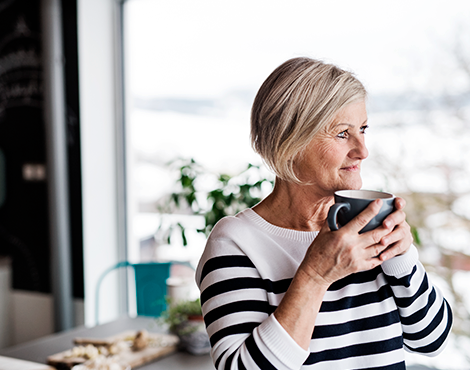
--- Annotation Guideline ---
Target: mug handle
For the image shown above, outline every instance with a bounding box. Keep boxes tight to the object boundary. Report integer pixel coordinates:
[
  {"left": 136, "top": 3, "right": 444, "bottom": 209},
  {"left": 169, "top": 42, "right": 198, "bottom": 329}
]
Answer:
[{"left": 327, "top": 202, "right": 351, "bottom": 231}]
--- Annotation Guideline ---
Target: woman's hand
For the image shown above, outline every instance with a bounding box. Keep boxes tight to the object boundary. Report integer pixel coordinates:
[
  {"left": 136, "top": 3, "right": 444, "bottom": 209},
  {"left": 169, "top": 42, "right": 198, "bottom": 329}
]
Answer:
[
  {"left": 377, "top": 197, "right": 412, "bottom": 261},
  {"left": 300, "top": 199, "right": 408, "bottom": 286},
  {"left": 275, "top": 197, "right": 414, "bottom": 350}
]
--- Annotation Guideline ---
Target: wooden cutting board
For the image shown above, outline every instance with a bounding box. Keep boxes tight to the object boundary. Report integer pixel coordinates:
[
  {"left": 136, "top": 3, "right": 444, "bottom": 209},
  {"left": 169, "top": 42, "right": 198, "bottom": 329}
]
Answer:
[{"left": 47, "top": 331, "right": 179, "bottom": 369}]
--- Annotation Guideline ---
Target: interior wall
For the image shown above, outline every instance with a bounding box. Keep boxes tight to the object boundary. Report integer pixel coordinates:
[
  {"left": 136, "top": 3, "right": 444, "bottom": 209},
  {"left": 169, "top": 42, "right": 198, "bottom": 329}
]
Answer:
[
  {"left": 0, "top": 258, "right": 11, "bottom": 348},
  {"left": 77, "top": 0, "right": 126, "bottom": 326},
  {"left": 0, "top": 259, "right": 84, "bottom": 348},
  {"left": 10, "top": 291, "right": 84, "bottom": 345}
]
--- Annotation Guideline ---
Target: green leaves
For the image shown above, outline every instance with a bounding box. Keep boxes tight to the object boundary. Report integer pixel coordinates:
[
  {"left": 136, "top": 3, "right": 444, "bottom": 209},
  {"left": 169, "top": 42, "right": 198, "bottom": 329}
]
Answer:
[
  {"left": 160, "top": 298, "right": 202, "bottom": 333},
  {"left": 169, "top": 158, "right": 202, "bottom": 213},
  {"left": 200, "top": 162, "right": 273, "bottom": 236},
  {"left": 410, "top": 225, "right": 421, "bottom": 246},
  {"left": 161, "top": 158, "right": 273, "bottom": 243}
]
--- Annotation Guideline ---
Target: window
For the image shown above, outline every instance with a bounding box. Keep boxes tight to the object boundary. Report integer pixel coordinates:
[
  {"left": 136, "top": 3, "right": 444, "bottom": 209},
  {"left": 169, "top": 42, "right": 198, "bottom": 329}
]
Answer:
[{"left": 123, "top": 2, "right": 470, "bottom": 366}]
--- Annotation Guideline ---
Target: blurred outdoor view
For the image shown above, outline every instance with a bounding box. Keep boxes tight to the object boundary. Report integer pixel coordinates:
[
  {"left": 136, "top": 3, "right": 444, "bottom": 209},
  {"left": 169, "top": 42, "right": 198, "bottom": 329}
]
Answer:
[{"left": 123, "top": 0, "right": 470, "bottom": 367}]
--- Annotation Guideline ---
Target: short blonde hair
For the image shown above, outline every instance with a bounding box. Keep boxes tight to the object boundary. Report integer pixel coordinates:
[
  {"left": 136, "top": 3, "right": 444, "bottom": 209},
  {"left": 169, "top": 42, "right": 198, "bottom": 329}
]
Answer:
[{"left": 250, "top": 57, "right": 367, "bottom": 183}]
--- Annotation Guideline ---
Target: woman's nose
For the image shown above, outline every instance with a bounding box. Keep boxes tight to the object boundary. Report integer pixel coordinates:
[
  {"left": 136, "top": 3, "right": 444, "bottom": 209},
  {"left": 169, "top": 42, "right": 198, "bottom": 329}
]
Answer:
[{"left": 349, "top": 136, "right": 369, "bottom": 160}]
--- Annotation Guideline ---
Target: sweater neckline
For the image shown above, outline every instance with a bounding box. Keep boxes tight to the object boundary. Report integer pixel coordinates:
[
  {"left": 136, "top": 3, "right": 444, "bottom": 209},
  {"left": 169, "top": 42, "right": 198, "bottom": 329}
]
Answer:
[{"left": 240, "top": 208, "right": 319, "bottom": 242}]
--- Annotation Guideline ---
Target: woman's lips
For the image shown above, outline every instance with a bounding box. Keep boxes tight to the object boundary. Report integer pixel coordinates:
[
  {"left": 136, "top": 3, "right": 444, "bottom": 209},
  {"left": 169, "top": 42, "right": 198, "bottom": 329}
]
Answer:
[{"left": 341, "top": 164, "right": 360, "bottom": 172}]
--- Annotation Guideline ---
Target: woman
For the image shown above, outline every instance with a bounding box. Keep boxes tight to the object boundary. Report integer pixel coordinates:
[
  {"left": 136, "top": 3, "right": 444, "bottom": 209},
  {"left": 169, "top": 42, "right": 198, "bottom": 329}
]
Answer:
[{"left": 195, "top": 57, "right": 452, "bottom": 369}]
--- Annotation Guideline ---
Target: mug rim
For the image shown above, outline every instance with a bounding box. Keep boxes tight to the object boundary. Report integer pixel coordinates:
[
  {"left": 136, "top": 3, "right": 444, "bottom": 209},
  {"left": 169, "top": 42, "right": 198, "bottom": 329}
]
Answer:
[{"left": 335, "top": 189, "right": 395, "bottom": 200}]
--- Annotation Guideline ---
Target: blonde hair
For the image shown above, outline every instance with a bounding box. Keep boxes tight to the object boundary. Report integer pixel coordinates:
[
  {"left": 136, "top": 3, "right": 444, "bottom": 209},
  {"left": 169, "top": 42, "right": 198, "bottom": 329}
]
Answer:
[{"left": 250, "top": 57, "right": 367, "bottom": 183}]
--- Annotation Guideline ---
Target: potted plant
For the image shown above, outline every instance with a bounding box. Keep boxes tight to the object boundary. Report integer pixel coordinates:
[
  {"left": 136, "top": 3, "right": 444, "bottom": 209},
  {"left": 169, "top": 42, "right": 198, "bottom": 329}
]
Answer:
[
  {"left": 160, "top": 298, "right": 211, "bottom": 355},
  {"left": 157, "top": 158, "right": 274, "bottom": 245}
]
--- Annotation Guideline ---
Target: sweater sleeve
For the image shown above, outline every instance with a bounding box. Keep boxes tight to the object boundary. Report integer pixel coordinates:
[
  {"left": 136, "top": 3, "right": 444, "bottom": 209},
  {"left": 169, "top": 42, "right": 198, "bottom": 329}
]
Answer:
[
  {"left": 196, "top": 236, "right": 309, "bottom": 370},
  {"left": 381, "top": 244, "right": 453, "bottom": 356}
]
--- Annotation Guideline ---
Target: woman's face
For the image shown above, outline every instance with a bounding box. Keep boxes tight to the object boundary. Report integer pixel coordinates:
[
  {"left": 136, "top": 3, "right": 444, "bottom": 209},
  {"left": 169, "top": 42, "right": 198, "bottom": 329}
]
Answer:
[{"left": 294, "top": 100, "right": 369, "bottom": 196}]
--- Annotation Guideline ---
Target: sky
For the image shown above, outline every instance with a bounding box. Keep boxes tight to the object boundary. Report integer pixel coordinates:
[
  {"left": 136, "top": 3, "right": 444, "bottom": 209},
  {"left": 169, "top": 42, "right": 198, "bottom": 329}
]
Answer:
[{"left": 125, "top": 0, "right": 470, "bottom": 99}]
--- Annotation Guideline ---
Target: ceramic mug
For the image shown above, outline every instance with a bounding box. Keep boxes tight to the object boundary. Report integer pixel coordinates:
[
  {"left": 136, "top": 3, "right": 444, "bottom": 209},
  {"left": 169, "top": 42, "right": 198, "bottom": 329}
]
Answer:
[{"left": 327, "top": 190, "right": 396, "bottom": 234}]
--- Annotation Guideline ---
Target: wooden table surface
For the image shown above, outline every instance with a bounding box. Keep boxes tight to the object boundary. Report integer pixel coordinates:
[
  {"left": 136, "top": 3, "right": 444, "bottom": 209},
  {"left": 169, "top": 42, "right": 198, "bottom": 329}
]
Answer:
[{"left": 0, "top": 316, "right": 214, "bottom": 369}]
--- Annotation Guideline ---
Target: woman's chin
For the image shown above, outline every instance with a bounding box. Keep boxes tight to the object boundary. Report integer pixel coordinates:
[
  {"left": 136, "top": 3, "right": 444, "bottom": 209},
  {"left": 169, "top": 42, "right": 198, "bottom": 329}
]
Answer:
[
  {"left": 351, "top": 182, "right": 363, "bottom": 190},
  {"left": 339, "top": 178, "right": 362, "bottom": 191}
]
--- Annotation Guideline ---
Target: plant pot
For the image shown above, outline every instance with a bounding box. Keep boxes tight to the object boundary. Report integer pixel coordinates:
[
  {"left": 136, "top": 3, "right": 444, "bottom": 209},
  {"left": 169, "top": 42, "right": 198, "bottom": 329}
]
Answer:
[{"left": 175, "top": 316, "right": 211, "bottom": 355}]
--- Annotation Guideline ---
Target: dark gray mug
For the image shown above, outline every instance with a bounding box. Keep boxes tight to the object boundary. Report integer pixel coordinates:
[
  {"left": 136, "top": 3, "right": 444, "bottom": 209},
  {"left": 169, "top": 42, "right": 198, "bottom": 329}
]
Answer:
[{"left": 328, "top": 190, "right": 395, "bottom": 234}]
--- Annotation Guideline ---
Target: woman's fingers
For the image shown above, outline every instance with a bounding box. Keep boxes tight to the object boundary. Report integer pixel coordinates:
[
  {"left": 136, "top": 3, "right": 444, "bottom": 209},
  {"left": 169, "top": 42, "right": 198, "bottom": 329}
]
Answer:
[
  {"left": 394, "top": 196, "right": 406, "bottom": 210},
  {"left": 365, "top": 242, "right": 389, "bottom": 260},
  {"left": 380, "top": 219, "right": 408, "bottom": 246},
  {"left": 312, "top": 196, "right": 412, "bottom": 281},
  {"left": 342, "top": 199, "right": 383, "bottom": 234},
  {"left": 379, "top": 222, "right": 412, "bottom": 261},
  {"left": 381, "top": 210, "right": 406, "bottom": 231},
  {"left": 376, "top": 196, "right": 412, "bottom": 260},
  {"left": 382, "top": 200, "right": 406, "bottom": 230},
  {"left": 341, "top": 200, "right": 393, "bottom": 247}
]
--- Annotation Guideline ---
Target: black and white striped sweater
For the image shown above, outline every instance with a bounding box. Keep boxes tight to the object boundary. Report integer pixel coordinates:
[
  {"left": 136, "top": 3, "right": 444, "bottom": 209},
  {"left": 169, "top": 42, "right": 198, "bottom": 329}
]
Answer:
[{"left": 196, "top": 208, "right": 453, "bottom": 370}]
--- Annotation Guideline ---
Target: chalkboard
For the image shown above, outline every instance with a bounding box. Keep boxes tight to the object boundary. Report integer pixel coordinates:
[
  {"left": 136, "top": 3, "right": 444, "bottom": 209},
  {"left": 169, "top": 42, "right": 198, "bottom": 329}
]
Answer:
[
  {"left": 0, "top": 0, "right": 50, "bottom": 292},
  {"left": 0, "top": 0, "right": 85, "bottom": 299}
]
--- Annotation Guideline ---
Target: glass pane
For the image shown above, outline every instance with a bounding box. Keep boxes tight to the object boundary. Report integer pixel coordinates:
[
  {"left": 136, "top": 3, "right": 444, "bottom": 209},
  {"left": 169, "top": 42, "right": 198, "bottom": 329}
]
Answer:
[{"left": 124, "top": 1, "right": 470, "bottom": 365}]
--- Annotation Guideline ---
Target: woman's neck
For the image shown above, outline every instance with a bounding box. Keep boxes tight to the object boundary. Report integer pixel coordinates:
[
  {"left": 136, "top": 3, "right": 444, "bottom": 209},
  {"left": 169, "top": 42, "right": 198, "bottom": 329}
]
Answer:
[{"left": 253, "top": 178, "right": 334, "bottom": 232}]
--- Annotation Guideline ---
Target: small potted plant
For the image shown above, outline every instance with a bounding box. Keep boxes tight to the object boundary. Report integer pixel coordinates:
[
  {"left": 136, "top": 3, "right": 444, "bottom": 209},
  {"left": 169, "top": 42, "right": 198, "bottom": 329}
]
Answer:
[{"left": 160, "top": 298, "right": 211, "bottom": 355}]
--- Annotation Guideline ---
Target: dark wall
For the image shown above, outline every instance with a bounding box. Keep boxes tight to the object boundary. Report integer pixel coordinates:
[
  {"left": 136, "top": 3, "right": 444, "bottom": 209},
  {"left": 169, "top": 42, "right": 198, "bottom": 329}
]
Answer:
[
  {"left": 0, "top": 0, "right": 83, "bottom": 298},
  {"left": 62, "top": 0, "right": 83, "bottom": 300}
]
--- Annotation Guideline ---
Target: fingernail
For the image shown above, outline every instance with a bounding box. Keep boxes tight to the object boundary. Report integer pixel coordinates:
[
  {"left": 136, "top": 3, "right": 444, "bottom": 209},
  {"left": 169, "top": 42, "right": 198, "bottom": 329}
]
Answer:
[{"left": 384, "top": 220, "right": 391, "bottom": 229}]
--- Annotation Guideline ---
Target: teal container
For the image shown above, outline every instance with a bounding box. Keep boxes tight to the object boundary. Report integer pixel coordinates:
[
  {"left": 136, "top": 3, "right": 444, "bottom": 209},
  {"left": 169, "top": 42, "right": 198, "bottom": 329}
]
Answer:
[{"left": 133, "top": 262, "right": 171, "bottom": 317}]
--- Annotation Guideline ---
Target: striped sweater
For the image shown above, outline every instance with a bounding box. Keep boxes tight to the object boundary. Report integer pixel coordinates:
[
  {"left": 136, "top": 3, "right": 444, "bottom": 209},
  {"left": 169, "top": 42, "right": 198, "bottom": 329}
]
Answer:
[{"left": 195, "top": 208, "right": 453, "bottom": 370}]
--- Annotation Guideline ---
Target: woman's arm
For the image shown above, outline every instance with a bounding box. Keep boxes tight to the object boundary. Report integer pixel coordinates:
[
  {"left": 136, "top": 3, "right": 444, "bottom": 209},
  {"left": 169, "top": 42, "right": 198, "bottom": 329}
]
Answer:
[
  {"left": 275, "top": 199, "right": 400, "bottom": 349},
  {"left": 381, "top": 246, "right": 453, "bottom": 356},
  {"left": 374, "top": 197, "right": 453, "bottom": 355},
  {"left": 197, "top": 240, "right": 310, "bottom": 370}
]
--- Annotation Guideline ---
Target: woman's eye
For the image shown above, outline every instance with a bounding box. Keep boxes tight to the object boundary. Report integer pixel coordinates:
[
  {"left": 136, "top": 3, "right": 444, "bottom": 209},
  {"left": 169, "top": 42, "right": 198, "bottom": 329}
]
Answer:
[
  {"left": 337, "top": 130, "right": 348, "bottom": 139},
  {"left": 360, "top": 125, "right": 369, "bottom": 134}
]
